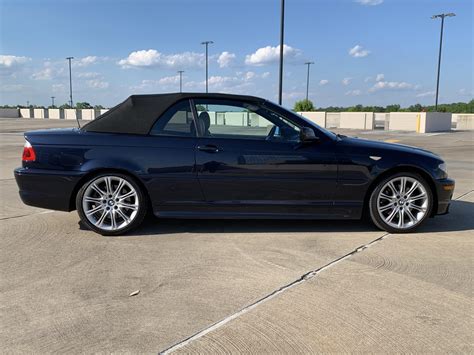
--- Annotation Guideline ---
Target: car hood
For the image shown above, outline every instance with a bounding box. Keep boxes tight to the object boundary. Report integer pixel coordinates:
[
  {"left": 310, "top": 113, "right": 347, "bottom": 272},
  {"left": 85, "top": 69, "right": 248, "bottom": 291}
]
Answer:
[{"left": 340, "top": 135, "right": 441, "bottom": 160}]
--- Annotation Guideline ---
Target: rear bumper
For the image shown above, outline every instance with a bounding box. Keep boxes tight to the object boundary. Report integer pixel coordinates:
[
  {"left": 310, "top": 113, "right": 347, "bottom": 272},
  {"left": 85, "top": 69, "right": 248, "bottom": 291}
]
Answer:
[
  {"left": 14, "top": 168, "right": 85, "bottom": 211},
  {"left": 435, "top": 178, "right": 455, "bottom": 215}
]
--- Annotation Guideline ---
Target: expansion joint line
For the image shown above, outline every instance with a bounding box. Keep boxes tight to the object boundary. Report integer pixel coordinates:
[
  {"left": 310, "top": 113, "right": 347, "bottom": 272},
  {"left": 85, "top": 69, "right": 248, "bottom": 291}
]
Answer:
[
  {"left": 160, "top": 232, "right": 391, "bottom": 354},
  {"left": 454, "top": 189, "right": 473, "bottom": 201}
]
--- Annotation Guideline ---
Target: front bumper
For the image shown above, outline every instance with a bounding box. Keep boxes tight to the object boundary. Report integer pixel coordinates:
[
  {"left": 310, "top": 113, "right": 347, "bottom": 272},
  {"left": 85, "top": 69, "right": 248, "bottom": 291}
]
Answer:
[
  {"left": 434, "top": 178, "right": 455, "bottom": 215},
  {"left": 14, "top": 168, "right": 85, "bottom": 211}
]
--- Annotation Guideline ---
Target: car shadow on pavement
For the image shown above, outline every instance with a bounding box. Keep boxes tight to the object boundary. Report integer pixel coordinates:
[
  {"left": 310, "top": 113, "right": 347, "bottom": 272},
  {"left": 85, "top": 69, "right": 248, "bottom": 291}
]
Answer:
[{"left": 95, "top": 200, "right": 473, "bottom": 237}]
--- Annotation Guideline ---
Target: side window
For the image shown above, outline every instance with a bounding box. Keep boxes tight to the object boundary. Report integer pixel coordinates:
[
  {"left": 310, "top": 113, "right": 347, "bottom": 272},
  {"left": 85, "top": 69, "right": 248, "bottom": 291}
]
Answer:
[
  {"left": 193, "top": 100, "right": 300, "bottom": 142},
  {"left": 150, "top": 100, "right": 195, "bottom": 137}
]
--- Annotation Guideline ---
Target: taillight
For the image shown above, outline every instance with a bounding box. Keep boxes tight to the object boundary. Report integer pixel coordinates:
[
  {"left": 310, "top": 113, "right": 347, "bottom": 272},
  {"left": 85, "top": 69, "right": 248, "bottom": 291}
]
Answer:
[{"left": 22, "top": 140, "right": 36, "bottom": 162}]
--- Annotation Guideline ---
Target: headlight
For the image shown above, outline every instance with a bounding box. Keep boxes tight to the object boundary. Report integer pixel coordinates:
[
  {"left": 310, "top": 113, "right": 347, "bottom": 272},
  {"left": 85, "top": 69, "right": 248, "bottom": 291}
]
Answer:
[{"left": 438, "top": 162, "right": 448, "bottom": 177}]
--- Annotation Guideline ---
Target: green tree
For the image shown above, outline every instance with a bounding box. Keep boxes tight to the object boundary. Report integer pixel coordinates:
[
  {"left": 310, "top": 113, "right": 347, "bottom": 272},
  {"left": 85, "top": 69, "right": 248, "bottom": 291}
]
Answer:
[
  {"left": 293, "top": 99, "right": 315, "bottom": 112},
  {"left": 386, "top": 104, "right": 400, "bottom": 112},
  {"left": 93, "top": 104, "right": 105, "bottom": 110},
  {"left": 76, "top": 102, "right": 93, "bottom": 109},
  {"left": 347, "top": 104, "right": 364, "bottom": 112},
  {"left": 407, "top": 103, "right": 423, "bottom": 112},
  {"left": 59, "top": 103, "right": 72, "bottom": 109}
]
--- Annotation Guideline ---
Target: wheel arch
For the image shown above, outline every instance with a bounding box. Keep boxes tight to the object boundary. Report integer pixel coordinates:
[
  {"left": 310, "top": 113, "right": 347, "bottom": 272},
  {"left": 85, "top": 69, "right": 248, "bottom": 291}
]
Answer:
[
  {"left": 363, "top": 165, "right": 438, "bottom": 218},
  {"left": 69, "top": 168, "right": 150, "bottom": 211}
]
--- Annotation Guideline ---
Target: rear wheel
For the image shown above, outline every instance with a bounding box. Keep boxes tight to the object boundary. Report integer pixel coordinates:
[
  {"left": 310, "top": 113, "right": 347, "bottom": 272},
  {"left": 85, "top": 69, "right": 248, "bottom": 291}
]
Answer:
[
  {"left": 369, "top": 172, "right": 433, "bottom": 233},
  {"left": 76, "top": 173, "right": 147, "bottom": 235}
]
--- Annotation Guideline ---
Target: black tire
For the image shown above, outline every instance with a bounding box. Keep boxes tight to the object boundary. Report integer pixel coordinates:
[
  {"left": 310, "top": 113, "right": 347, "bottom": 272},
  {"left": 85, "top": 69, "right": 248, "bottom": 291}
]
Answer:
[
  {"left": 76, "top": 173, "right": 148, "bottom": 236},
  {"left": 369, "top": 172, "right": 433, "bottom": 233}
]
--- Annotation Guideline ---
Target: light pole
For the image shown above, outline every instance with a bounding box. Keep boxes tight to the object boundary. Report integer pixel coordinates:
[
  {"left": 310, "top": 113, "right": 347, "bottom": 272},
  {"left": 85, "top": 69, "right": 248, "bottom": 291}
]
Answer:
[
  {"left": 51, "top": 96, "right": 55, "bottom": 107},
  {"left": 201, "top": 41, "right": 213, "bottom": 93},
  {"left": 66, "top": 57, "right": 74, "bottom": 107},
  {"left": 431, "top": 13, "right": 455, "bottom": 111},
  {"left": 278, "top": 0, "right": 285, "bottom": 105},
  {"left": 304, "top": 61, "right": 314, "bottom": 101},
  {"left": 177, "top": 70, "right": 184, "bottom": 93}
]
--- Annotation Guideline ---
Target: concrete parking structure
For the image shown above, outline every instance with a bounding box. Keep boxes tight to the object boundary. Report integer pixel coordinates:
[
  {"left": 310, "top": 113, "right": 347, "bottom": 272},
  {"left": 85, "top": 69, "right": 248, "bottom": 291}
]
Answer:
[{"left": 0, "top": 118, "right": 472, "bottom": 353}]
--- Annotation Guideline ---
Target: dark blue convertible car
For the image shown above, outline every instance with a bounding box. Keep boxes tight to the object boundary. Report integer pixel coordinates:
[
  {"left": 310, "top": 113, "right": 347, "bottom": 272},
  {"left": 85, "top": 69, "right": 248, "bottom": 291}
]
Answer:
[{"left": 15, "top": 93, "right": 454, "bottom": 235}]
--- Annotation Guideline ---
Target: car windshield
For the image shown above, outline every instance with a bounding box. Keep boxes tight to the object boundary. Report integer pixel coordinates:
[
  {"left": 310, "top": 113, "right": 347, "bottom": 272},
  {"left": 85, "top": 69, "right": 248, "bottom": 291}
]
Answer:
[{"left": 265, "top": 100, "right": 338, "bottom": 140}]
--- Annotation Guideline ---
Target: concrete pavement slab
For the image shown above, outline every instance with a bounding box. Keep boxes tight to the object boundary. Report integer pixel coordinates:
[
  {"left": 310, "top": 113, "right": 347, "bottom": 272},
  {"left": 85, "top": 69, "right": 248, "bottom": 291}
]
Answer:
[
  {"left": 0, "top": 211, "right": 384, "bottom": 352},
  {"left": 173, "top": 193, "right": 473, "bottom": 354},
  {"left": 1, "top": 119, "right": 472, "bottom": 353}
]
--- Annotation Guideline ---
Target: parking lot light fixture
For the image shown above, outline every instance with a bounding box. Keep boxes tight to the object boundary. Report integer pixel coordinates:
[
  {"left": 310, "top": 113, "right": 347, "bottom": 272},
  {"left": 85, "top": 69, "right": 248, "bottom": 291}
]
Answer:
[
  {"left": 177, "top": 71, "right": 184, "bottom": 93},
  {"left": 201, "top": 41, "right": 213, "bottom": 93},
  {"left": 66, "top": 57, "right": 74, "bottom": 107},
  {"left": 431, "top": 13, "right": 456, "bottom": 111},
  {"left": 278, "top": 0, "right": 285, "bottom": 105},
  {"left": 304, "top": 61, "right": 315, "bottom": 101}
]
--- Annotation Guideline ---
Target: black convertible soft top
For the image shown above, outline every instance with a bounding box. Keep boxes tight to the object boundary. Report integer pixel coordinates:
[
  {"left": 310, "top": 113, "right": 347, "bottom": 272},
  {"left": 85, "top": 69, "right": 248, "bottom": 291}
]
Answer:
[{"left": 82, "top": 93, "right": 264, "bottom": 135}]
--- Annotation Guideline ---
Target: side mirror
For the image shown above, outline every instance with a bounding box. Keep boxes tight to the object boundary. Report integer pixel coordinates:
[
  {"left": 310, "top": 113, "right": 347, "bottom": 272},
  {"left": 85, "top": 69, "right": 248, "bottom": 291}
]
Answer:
[{"left": 300, "top": 127, "right": 320, "bottom": 142}]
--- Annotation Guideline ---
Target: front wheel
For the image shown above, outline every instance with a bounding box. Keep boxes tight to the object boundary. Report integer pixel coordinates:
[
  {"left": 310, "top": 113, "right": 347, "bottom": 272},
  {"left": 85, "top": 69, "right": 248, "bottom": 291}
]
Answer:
[
  {"left": 76, "top": 173, "right": 147, "bottom": 236},
  {"left": 369, "top": 173, "right": 433, "bottom": 233}
]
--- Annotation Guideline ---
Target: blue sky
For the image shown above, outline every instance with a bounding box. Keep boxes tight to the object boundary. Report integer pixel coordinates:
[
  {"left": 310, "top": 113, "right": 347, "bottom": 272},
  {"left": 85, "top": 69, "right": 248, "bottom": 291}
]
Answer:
[{"left": 0, "top": 0, "right": 472, "bottom": 108}]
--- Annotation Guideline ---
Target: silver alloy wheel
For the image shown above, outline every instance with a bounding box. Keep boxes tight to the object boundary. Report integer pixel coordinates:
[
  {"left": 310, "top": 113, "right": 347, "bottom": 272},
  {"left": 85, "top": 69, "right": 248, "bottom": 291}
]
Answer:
[
  {"left": 82, "top": 176, "right": 139, "bottom": 231},
  {"left": 377, "top": 176, "right": 429, "bottom": 229}
]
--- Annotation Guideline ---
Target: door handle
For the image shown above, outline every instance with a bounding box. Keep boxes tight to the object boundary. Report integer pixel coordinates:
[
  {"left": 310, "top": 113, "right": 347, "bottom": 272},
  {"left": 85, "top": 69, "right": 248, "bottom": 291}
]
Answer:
[{"left": 197, "top": 145, "right": 220, "bottom": 153}]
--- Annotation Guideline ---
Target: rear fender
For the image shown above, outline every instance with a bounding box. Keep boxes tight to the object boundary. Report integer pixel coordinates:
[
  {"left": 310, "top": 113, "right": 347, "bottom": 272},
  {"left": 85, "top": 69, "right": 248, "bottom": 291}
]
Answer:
[{"left": 80, "top": 158, "right": 144, "bottom": 175}]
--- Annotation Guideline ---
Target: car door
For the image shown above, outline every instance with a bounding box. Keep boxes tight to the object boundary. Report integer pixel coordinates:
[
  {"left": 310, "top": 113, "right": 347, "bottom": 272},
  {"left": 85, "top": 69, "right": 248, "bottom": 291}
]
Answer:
[
  {"left": 144, "top": 99, "right": 205, "bottom": 213},
  {"left": 192, "top": 98, "right": 338, "bottom": 217}
]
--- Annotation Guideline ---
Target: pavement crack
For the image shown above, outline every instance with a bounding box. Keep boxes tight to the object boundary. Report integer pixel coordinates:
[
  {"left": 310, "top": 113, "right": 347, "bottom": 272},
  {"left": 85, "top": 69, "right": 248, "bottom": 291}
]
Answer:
[
  {"left": 0, "top": 210, "right": 54, "bottom": 221},
  {"left": 160, "top": 231, "right": 391, "bottom": 354}
]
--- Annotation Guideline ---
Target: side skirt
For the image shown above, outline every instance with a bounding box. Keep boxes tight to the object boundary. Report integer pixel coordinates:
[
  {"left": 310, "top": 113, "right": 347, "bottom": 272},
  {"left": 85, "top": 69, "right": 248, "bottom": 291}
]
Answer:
[{"left": 153, "top": 211, "right": 361, "bottom": 220}]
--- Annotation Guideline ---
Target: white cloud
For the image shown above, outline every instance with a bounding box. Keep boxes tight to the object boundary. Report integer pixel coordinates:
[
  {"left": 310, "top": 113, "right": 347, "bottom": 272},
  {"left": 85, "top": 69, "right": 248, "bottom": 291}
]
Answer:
[
  {"left": 118, "top": 49, "right": 204, "bottom": 69},
  {"left": 349, "top": 45, "right": 370, "bottom": 58},
  {"left": 217, "top": 51, "right": 236, "bottom": 68},
  {"left": 87, "top": 79, "right": 109, "bottom": 89},
  {"left": 244, "top": 71, "right": 256, "bottom": 81},
  {"left": 0, "top": 55, "right": 31, "bottom": 68},
  {"left": 158, "top": 75, "right": 180, "bottom": 85},
  {"left": 458, "top": 88, "right": 474, "bottom": 96},
  {"left": 345, "top": 89, "right": 362, "bottom": 96},
  {"left": 0, "top": 84, "right": 27, "bottom": 92},
  {"left": 282, "top": 91, "right": 305, "bottom": 100},
  {"left": 375, "top": 73, "right": 384, "bottom": 82},
  {"left": 319, "top": 79, "right": 329, "bottom": 86},
  {"left": 355, "top": 0, "right": 383, "bottom": 5},
  {"left": 130, "top": 76, "right": 182, "bottom": 91},
  {"left": 77, "top": 72, "right": 100, "bottom": 79},
  {"left": 342, "top": 77, "right": 352, "bottom": 86},
  {"left": 32, "top": 67, "right": 53, "bottom": 80},
  {"left": 207, "top": 75, "right": 241, "bottom": 87},
  {"left": 77, "top": 56, "right": 97, "bottom": 66},
  {"left": 364, "top": 76, "right": 372, "bottom": 82},
  {"left": 245, "top": 44, "right": 301, "bottom": 66},
  {"left": 416, "top": 91, "right": 436, "bottom": 98},
  {"left": 130, "top": 79, "right": 157, "bottom": 91},
  {"left": 369, "top": 80, "right": 414, "bottom": 92},
  {"left": 236, "top": 71, "right": 268, "bottom": 81},
  {"left": 31, "top": 61, "right": 66, "bottom": 80},
  {"left": 184, "top": 71, "right": 261, "bottom": 93},
  {"left": 52, "top": 83, "right": 65, "bottom": 93}
]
